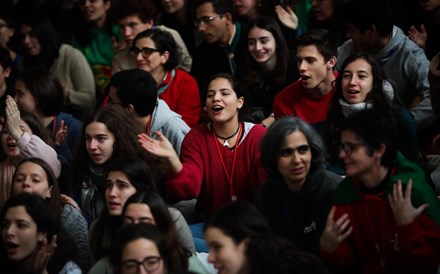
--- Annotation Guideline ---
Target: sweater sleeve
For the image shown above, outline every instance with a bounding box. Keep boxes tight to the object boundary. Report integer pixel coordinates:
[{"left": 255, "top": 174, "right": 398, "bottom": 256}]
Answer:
[
  {"left": 166, "top": 131, "right": 204, "bottom": 200},
  {"left": 396, "top": 214, "right": 440, "bottom": 273},
  {"left": 16, "top": 132, "right": 61, "bottom": 177},
  {"left": 65, "top": 47, "right": 96, "bottom": 110}
]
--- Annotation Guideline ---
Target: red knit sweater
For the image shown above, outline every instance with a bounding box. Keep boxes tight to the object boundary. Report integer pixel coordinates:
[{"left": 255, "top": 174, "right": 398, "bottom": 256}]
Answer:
[
  {"left": 273, "top": 73, "right": 337, "bottom": 123},
  {"left": 159, "top": 68, "right": 201, "bottom": 128},
  {"left": 166, "top": 123, "right": 267, "bottom": 217}
]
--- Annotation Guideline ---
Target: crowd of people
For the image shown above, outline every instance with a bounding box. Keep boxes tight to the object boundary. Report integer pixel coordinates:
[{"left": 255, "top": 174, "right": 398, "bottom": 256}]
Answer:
[{"left": 0, "top": 0, "right": 440, "bottom": 273}]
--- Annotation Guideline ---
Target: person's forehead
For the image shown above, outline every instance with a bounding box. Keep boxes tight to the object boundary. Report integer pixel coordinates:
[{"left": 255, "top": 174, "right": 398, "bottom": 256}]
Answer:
[{"left": 196, "top": 2, "right": 217, "bottom": 16}]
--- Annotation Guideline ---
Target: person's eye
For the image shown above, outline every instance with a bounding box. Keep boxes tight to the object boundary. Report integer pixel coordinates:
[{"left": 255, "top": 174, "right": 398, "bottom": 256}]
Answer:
[
  {"left": 280, "top": 148, "right": 293, "bottom": 157},
  {"left": 297, "top": 145, "right": 310, "bottom": 154}
]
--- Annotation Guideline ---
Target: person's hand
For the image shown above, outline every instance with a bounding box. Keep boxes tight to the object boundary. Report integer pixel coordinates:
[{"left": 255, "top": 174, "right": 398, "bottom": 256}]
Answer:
[
  {"left": 275, "top": 5, "right": 298, "bottom": 30},
  {"left": 60, "top": 194, "right": 82, "bottom": 213},
  {"left": 33, "top": 235, "right": 57, "bottom": 274},
  {"left": 320, "top": 207, "right": 352, "bottom": 253},
  {"left": 138, "top": 131, "right": 177, "bottom": 158},
  {"left": 54, "top": 120, "right": 68, "bottom": 146},
  {"left": 388, "top": 179, "right": 429, "bottom": 226},
  {"left": 138, "top": 131, "right": 182, "bottom": 174},
  {"left": 408, "top": 24, "right": 427, "bottom": 49},
  {"left": 5, "top": 95, "right": 23, "bottom": 140}
]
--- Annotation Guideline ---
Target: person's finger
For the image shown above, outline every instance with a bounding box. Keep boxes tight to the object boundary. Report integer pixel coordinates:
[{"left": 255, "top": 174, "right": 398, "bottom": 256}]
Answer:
[
  {"left": 326, "top": 206, "right": 336, "bottom": 225},
  {"left": 415, "top": 203, "right": 429, "bottom": 215},
  {"left": 340, "top": 226, "right": 353, "bottom": 240},
  {"left": 404, "top": 179, "right": 413, "bottom": 201},
  {"left": 339, "top": 218, "right": 351, "bottom": 233},
  {"left": 420, "top": 24, "right": 426, "bottom": 32}
]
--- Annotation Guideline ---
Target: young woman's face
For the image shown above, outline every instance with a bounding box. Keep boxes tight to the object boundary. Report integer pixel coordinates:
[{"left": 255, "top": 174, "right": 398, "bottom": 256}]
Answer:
[
  {"left": 277, "top": 130, "right": 312, "bottom": 191},
  {"left": 1, "top": 120, "right": 33, "bottom": 158},
  {"left": 121, "top": 238, "right": 165, "bottom": 274},
  {"left": 205, "top": 77, "right": 244, "bottom": 124},
  {"left": 134, "top": 37, "right": 168, "bottom": 76},
  {"left": 2, "top": 205, "right": 45, "bottom": 262},
  {"left": 13, "top": 162, "right": 52, "bottom": 199},
  {"left": 205, "top": 227, "right": 247, "bottom": 274},
  {"left": 85, "top": 121, "right": 115, "bottom": 165},
  {"left": 20, "top": 25, "right": 41, "bottom": 56},
  {"left": 161, "top": 0, "right": 186, "bottom": 14},
  {"left": 80, "top": 0, "right": 111, "bottom": 24},
  {"left": 105, "top": 171, "right": 137, "bottom": 216},
  {"left": 247, "top": 27, "right": 277, "bottom": 66},
  {"left": 341, "top": 58, "right": 374, "bottom": 104},
  {"left": 123, "top": 203, "right": 156, "bottom": 225},
  {"left": 15, "top": 80, "right": 37, "bottom": 113}
]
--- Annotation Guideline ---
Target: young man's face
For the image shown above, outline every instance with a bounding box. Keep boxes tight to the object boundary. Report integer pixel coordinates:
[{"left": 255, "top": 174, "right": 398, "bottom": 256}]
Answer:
[
  {"left": 346, "top": 23, "right": 372, "bottom": 53},
  {"left": 0, "top": 63, "right": 10, "bottom": 95},
  {"left": 296, "top": 44, "right": 334, "bottom": 91},
  {"left": 118, "top": 15, "right": 153, "bottom": 47},
  {"left": 195, "top": 2, "right": 229, "bottom": 44}
]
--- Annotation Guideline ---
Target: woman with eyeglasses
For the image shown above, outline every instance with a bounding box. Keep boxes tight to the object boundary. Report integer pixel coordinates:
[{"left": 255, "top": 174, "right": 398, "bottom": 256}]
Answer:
[
  {"left": 111, "top": 223, "right": 180, "bottom": 274},
  {"left": 324, "top": 52, "right": 421, "bottom": 173},
  {"left": 255, "top": 116, "right": 341, "bottom": 254},
  {"left": 320, "top": 108, "right": 440, "bottom": 274},
  {"left": 131, "top": 28, "right": 200, "bottom": 128}
]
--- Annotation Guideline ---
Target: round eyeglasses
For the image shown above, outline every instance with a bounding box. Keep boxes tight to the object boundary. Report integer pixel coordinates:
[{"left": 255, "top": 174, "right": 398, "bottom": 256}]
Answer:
[{"left": 121, "top": 256, "right": 162, "bottom": 274}]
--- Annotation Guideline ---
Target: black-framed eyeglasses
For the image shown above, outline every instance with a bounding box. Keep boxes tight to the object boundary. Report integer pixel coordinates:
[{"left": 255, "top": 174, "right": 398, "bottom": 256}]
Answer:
[
  {"left": 193, "top": 14, "right": 223, "bottom": 27},
  {"left": 339, "top": 142, "right": 365, "bottom": 156},
  {"left": 130, "top": 47, "right": 160, "bottom": 58},
  {"left": 121, "top": 256, "right": 162, "bottom": 274}
]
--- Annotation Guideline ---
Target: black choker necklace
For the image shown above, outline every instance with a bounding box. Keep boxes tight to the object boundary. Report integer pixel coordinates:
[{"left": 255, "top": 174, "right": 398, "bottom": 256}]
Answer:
[{"left": 214, "top": 123, "right": 241, "bottom": 147}]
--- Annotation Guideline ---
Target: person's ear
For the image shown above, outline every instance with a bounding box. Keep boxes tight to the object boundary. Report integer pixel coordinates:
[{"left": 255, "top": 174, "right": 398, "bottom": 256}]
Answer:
[
  {"left": 161, "top": 51, "right": 170, "bottom": 65},
  {"left": 46, "top": 185, "right": 53, "bottom": 199},
  {"left": 37, "top": 232, "right": 47, "bottom": 243},
  {"left": 327, "top": 56, "right": 337, "bottom": 70},
  {"left": 376, "top": 143, "right": 386, "bottom": 159},
  {"left": 237, "top": 96, "right": 244, "bottom": 110},
  {"left": 127, "top": 104, "right": 135, "bottom": 113},
  {"left": 223, "top": 12, "right": 233, "bottom": 23}
]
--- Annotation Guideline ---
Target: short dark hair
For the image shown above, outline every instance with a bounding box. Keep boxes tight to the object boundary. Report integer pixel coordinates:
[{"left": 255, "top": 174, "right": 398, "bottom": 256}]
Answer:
[
  {"left": 110, "top": 68, "right": 157, "bottom": 116},
  {"left": 17, "top": 68, "right": 64, "bottom": 116},
  {"left": 260, "top": 116, "right": 327, "bottom": 179},
  {"left": 132, "top": 29, "right": 178, "bottom": 71},
  {"left": 297, "top": 29, "right": 337, "bottom": 62},
  {"left": 112, "top": 0, "right": 157, "bottom": 23},
  {"left": 195, "top": 0, "right": 236, "bottom": 22},
  {"left": 344, "top": 0, "right": 394, "bottom": 37},
  {"left": 339, "top": 108, "right": 398, "bottom": 167}
]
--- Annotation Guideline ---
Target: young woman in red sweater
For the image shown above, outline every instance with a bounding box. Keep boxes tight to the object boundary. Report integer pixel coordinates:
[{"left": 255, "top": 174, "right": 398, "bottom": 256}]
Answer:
[{"left": 139, "top": 73, "right": 266, "bottom": 217}]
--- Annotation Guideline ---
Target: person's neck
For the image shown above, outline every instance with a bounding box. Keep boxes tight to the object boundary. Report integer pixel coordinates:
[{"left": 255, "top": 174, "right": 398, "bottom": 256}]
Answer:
[
  {"left": 40, "top": 114, "right": 54, "bottom": 128},
  {"left": 138, "top": 114, "right": 152, "bottom": 133},
  {"left": 152, "top": 68, "right": 168, "bottom": 87},
  {"left": 212, "top": 118, "right": 241, "bottom": 147},
  {"left": 260, "top": 55, "right": 277, "bottom": 72},
  {"left": 95, "top": 15, "right": 107, "bottom": 29},
  {"left": 174, "top": 6, "right": 187, "bottom": 24},
  {"left": 220, "top": 23, "right": 236, "bottom": 47},
  {"left": 357, "top": 164, "right": 389, "bottom": 190},
  {"left": 371, "top": 33, "right": 392, "bottom": 55},
  {"left": 307, "top": 71, "right": 335, "bottom": 96}
]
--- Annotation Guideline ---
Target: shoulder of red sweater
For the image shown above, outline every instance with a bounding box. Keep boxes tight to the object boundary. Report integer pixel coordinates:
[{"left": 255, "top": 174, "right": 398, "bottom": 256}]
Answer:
[{"left": 275, "top": 80, "right": 303, "bottom": 100}]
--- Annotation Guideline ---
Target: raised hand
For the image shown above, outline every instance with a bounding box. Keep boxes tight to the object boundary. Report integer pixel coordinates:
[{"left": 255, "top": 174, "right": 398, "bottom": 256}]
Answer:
[
  {"left": 275, "top": 5, "right": 298, "bottom": 30},
  {"left": 138, "top": 131, "right": 183, "bottom": 174},
  {"left": 320, "top": 207, "right": 352, "bottom": 253},
  {"left": 388, "top": 179, "right": 429, "bottom": 226},
  {"left": 5, "top": 95, "right": 23, "bottom": 140},
  {"left": 408, "top": 24, "right": 427, "bottom": 49},
  {"left": 54, "top": 120, "right": 68, "bottom": 146},
  {"left": 33, "top": 235, "right": 57, "bottom": 274}
]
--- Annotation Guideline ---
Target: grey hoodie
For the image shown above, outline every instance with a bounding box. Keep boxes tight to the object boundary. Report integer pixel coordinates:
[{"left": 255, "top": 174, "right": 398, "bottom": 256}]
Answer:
[{"left": 150, "top": 99, "right": 190, "bottom": 155}]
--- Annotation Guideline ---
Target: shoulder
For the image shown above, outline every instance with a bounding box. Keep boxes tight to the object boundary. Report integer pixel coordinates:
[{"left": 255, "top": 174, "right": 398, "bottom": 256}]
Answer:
[
  {"left": 244, "top": 122, "right": 266, "bottom": 140},
  {"left": 275, "top": 81, "right": 302, "bottom": 100}
]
